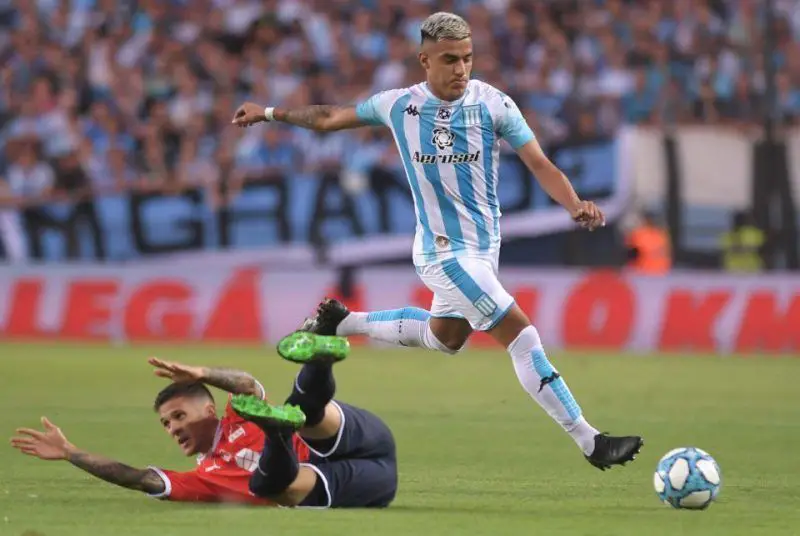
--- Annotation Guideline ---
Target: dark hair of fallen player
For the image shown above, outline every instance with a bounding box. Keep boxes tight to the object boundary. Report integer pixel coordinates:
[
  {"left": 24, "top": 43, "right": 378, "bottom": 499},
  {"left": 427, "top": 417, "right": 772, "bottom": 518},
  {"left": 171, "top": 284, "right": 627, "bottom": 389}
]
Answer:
[{"left": 153, "top": 382, "right": 215, "bottom": 411}]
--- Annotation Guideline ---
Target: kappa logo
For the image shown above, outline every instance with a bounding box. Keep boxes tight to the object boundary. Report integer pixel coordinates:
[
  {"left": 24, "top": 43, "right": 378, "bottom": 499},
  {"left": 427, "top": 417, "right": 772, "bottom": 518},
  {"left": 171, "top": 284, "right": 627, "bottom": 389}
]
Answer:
[
  {"left": 431, "top": 127, "right": 454, "bottom": 150},
  {"left": 538, "top": 371, "right": 561, "bottom": 393},
  {"left": 404, "top": 104, "right": 419, "bottom": 117}
]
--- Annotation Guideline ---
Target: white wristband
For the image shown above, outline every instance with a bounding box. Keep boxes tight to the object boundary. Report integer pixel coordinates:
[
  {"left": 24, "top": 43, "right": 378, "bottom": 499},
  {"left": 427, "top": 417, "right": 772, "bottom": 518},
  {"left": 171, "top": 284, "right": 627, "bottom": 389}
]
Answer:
[{"left": 264, "top": 106, "right": 275, "bottom": 122}]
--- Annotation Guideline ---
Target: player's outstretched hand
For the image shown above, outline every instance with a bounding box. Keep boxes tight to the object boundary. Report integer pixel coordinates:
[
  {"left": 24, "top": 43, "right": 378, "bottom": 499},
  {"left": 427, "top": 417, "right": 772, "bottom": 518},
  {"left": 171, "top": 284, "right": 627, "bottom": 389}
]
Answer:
[
  {"left": 11, "top": 417, "right": 74, "bottom": 461},
  {"left": 571, "top": 200, "right": 606, "bottom": 231},
  {"left": 148, "top": 356, "right": 205, "bottom": 384},
  {"left": 231, "top": 102, "right": 267, "bottom": 127}
]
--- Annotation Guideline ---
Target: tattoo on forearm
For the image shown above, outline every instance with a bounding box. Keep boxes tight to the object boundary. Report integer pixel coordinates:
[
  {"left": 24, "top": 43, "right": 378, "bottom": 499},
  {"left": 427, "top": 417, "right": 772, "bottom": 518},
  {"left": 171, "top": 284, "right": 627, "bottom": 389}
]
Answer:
[
  {"left": 67, "top": 451, "right": 165, "bottom": 494},
  {"left": 275, "top": 105, "right": 342, "bottom": 130},
  {"left": 202, "top": 368, "right": 260, "bottom": 396}
]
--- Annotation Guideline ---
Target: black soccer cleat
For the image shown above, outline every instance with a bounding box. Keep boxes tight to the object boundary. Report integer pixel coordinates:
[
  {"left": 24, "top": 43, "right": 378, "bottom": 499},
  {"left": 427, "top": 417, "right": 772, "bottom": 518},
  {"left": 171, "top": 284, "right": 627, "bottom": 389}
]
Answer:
[
  {"left": 298, "top": 316, "right": 318, "bottom": 332},
  {"left": 309, "top": 298, "right": 350, "bottom": 336},
  {"left": 585, "top": 433, "right": 644, "bottom": 471}
]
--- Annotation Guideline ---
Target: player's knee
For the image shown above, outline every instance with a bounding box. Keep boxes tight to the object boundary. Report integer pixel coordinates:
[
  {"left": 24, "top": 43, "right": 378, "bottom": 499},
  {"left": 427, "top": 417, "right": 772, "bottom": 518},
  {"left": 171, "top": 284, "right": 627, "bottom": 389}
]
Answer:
[
  {"left": 429, "top": 330, "right": 466, "bottom": 354},
  {"left": 440, "top": 337, "right": 466, "bottom": 354},
  {"left": 428, "top": 318, "right": 470, "bottom": 353}
]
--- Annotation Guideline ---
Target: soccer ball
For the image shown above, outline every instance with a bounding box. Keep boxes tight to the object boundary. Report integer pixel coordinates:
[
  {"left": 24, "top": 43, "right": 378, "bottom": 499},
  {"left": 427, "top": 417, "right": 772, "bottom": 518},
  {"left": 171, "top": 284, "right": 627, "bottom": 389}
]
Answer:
[{"left": 653, "top": 447, "right": 721, "bottom": 510}]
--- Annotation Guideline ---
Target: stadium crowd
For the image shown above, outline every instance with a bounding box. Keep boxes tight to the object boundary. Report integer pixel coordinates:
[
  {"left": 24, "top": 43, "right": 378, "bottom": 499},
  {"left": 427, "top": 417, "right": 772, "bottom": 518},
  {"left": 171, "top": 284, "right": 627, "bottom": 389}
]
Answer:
[{"left": 0, "top": 0, "right": 799, "bottom": 208}]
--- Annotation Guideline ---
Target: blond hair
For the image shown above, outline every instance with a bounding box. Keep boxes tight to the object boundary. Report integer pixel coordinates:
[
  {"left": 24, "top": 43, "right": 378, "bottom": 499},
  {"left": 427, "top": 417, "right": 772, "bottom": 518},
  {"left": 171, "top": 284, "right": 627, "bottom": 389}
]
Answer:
[{"left": 420, "top": 12, "right": 471, "bottom": 43}]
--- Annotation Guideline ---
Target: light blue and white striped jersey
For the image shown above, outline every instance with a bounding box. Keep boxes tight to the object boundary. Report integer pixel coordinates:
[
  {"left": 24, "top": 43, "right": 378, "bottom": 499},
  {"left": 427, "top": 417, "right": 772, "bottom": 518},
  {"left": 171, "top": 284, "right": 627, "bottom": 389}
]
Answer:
[{"left": 355, "top": 79, "right": 534, "bottom": 266}]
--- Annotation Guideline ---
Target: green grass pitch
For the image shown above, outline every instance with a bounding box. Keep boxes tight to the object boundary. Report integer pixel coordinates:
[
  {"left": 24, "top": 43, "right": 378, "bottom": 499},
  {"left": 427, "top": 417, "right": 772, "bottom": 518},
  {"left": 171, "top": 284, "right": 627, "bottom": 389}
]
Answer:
[{"left": 1, "top": 342, "right": 799, "bottom": 536}]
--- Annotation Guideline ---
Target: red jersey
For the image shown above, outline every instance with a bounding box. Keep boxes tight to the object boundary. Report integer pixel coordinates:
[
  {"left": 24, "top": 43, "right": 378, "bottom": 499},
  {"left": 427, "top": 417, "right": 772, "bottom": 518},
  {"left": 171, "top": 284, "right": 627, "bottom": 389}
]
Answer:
[{"left": 149, "top": 394, "right": 310, "bottom": 505}]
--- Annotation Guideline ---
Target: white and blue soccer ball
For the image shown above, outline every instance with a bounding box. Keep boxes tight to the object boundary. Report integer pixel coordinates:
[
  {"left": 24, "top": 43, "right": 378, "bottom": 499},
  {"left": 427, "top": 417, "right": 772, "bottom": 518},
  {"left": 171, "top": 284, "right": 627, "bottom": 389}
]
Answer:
[{"left": 653, "top": 447, "right": 721, "bottom": 510}]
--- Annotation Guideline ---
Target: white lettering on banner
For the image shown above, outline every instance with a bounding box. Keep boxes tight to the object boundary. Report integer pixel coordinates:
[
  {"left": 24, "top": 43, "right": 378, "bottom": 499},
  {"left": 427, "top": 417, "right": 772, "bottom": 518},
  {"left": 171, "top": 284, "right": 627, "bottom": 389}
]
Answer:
[
  {"left": 0, "top": 265, "right": 337, "bottom": 345},
  {"left": 1, "top": 266, "right": 800, "bottom": 355}
]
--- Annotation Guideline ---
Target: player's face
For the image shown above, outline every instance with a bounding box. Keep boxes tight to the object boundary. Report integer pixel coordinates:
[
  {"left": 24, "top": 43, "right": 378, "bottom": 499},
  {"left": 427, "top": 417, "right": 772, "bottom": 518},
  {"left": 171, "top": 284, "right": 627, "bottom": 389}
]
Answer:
[
  {"left": 419, "top": 38, "right": 473, "bottom": 101},
  {"left": 158, "top": 396, "right": 218, "bottom": 456}
]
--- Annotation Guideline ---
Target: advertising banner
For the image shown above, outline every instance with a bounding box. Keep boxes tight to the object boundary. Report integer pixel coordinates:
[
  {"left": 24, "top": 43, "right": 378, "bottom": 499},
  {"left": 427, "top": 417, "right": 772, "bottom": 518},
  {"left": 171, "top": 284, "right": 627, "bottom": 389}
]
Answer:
[{"left": 1, "top": 266, "right": 798, "bottom": 355}]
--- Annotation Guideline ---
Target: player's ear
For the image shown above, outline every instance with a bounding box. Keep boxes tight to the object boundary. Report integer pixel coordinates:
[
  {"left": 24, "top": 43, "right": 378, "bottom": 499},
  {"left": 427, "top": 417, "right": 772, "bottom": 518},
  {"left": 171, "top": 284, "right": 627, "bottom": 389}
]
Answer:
[
  {"left": 204, "top": 402, "right": 216, "bottom": 418},
  {"left": 418, "top": 51, "right": 429, "bottom": 70}
]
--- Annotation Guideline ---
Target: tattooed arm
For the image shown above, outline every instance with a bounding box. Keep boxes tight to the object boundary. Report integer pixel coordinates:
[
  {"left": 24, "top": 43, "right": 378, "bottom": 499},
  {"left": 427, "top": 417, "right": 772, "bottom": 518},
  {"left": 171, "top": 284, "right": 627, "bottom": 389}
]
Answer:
[
  {"left": 273, "top": 105, "right": 365, "bottom": 131},
  {"left": 231, "top": 102, "right": 366, "bottom": 131},
  {"left": 11, "top": 417, "right": 165, "bottom": 495},
  {"left": 67, "top": 450, "right": 166, "bottom": 494},
  {"left": 149, "top": 358, "right": 264, "bottom": 397},
  {"left": 199, "top": 367, "right": 263, "bottom": 397}
]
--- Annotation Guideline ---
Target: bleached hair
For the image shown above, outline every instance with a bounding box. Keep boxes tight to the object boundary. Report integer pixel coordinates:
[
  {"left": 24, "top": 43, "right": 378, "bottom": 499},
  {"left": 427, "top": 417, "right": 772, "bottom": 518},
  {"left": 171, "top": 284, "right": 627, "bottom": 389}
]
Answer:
[{"left": 420, "top": 12, "right": 471, "bottom": 43}]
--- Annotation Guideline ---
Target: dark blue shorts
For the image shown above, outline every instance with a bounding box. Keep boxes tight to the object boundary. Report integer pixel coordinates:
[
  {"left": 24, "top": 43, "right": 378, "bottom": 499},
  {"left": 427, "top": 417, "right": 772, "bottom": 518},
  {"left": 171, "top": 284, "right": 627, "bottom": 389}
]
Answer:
[{"left": 298, "top": 401, "right": 397, "bottom": 508}]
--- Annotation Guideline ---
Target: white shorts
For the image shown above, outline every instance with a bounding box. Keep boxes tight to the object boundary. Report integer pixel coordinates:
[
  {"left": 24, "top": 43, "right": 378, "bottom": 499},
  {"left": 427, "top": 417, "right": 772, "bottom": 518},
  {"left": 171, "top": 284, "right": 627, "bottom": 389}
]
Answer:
[{"left": 415, "top": 253, "right": 515, "bottom": 332}]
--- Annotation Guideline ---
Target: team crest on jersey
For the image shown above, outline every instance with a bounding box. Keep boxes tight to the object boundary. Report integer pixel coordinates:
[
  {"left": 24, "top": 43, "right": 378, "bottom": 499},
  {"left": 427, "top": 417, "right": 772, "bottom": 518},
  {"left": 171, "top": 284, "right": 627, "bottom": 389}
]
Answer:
[
  {"left": 431, "top": 127, "right": 455, "bottom": 150},
  {"left": 235, "top": 448, "right": 260, "bottom": 473},
  {"left": 462, "top": 105, "right": 481, "bottom": 126}
]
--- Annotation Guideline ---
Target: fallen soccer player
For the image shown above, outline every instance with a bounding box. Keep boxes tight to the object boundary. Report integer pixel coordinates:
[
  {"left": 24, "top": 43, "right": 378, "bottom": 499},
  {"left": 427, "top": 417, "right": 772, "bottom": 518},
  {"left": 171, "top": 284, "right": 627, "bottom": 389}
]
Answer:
[{"left": 10, "top": 332, "right": 397, "bottom": 508}]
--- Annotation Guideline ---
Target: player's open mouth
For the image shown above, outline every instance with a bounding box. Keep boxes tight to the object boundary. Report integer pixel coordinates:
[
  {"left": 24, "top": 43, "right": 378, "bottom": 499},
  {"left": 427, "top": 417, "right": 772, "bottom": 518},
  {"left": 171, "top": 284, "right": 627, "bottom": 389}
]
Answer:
[{"left": 178, "top": 437, "right": 190, "bottom": 447}]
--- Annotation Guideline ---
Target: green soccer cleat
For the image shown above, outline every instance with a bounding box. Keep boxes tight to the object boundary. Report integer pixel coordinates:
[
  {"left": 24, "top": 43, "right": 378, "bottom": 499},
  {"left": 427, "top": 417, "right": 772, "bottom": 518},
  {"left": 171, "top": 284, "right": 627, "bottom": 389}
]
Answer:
[
  {"left": 230, "top": 394, "right": 306, "bottom": 430},
  {"left": 277, "top": 331, "right": 350, "bottom": 364}
]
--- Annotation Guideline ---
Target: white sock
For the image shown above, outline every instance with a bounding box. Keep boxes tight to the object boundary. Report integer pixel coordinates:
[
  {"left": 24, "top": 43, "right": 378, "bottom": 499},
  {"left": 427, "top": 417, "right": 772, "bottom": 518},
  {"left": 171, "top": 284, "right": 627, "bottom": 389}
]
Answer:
[
  {"left": 336, "top": 308, "right": 456, "bottom": 353},
  {"left": 508, "top": 325, "right": 599, "bottom": 455}
]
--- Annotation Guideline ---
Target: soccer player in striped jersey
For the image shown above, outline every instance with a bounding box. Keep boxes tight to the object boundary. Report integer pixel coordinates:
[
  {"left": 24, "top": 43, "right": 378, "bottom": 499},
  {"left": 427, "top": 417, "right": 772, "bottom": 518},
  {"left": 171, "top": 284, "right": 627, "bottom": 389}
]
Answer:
[{"left": 232, "top": 12, "right": 642, "bottom": 470}]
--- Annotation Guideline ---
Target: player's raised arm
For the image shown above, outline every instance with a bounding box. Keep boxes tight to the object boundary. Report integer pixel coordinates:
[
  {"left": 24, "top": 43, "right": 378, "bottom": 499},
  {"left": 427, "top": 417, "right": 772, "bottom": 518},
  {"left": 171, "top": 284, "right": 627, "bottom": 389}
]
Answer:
[
  {"left": 148, "top": 357, "right": 264, "bottom": 397},
  {"left": 516, "top": 138, "right": 606, "bottom": 231},
  {"left": 231, "top": 102, "right": 367, "bottom": 132},
  {"left": 495, "top": 95, "right": 605, "bottom": 231},
  {"left": 232, "top": 89, "right": 404, "bottom": 132},
  {"left": 10, "top": 417, "right": 166, "bottom": 495}
]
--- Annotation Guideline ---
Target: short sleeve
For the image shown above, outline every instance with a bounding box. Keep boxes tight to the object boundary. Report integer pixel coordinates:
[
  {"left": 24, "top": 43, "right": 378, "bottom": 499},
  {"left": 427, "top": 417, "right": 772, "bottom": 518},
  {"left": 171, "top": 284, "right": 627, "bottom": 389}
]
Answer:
[
  {"left": 355, "top": 89, "right": 405, "bottom": 126},
  {"left": 496, "top": 94, "right": 535, "bottom": 149},
  {"left": 147, "top": 467, "right": 217, "bottom": 502}
]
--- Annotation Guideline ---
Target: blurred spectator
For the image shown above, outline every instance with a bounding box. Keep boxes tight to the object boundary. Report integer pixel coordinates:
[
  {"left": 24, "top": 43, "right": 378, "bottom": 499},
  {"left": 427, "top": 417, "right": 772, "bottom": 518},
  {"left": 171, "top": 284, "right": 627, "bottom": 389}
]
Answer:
[
  {"left": 721, "top": 210, "right": 765, "bottom": 272},
  {"left": 626, "top": 210, "right": 672, "bottom": 275}
]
